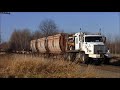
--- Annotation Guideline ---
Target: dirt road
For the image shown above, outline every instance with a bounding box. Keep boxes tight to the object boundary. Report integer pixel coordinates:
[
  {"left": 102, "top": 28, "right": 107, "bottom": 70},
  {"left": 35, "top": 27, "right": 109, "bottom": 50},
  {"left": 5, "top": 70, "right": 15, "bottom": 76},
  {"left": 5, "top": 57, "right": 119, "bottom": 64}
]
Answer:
[{"left": 79, "top": 60, "right": 120, "bottom": 78}]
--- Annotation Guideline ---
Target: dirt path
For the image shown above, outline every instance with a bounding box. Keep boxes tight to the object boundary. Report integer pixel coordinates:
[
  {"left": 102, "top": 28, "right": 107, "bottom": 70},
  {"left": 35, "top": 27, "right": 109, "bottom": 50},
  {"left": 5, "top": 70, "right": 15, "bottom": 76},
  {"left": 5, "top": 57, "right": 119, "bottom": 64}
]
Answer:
[{"left": 79, "top": 64, "right": 120, "bottom": 78}]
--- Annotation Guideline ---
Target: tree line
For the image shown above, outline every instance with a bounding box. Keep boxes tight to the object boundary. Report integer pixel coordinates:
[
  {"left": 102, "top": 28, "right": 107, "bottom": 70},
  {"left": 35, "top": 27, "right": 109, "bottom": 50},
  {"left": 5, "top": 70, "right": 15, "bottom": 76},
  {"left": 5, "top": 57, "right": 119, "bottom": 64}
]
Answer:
[
  {"left": 106, "top": 34, "right": 120, "bottom": 54},
  {"left": 0, "top": 19, "right": 61, "bottom": 52}
]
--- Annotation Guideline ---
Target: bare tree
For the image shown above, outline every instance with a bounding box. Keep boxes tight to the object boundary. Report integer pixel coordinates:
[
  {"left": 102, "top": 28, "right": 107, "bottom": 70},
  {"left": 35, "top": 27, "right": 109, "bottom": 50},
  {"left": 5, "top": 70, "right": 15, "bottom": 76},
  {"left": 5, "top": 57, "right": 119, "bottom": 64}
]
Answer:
[
  {"left": 9, "top": 29, "right": 20, "bottom": 51},
  {"left": 106, "top": 33, "right": 120, "bottom": 54},
  {"left": 9, "top": 29, "right": 31, "bottom": 52},
  {"left": 21, "top": 29, "right": 31, "bottom": 51},
  {"left": 31, "top": 30, "right": 42, "bottom": 39},
  {"left": 39, "top": 19, "right": 59, "bottom": 37},
  {"left": 114, "top": 35, "right": 120, "bottom": 54},
  {"left": 0, "top": 42, "right": 9, "bottom": 52}
]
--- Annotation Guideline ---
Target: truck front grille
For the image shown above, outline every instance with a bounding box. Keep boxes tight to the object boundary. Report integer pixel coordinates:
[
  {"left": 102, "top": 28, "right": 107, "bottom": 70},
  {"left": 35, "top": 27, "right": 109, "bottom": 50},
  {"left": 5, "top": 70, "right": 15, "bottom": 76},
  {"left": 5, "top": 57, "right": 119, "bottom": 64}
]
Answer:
[{"left": 94, "top": 45, "right": 105, "bottom": 54}]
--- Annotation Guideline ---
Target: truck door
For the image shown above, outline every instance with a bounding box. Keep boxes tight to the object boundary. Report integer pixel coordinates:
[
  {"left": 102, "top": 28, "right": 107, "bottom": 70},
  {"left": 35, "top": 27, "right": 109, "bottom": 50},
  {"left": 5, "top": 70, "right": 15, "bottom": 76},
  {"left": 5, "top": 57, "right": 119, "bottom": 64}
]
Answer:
[{"left": 75, "top": 36, "right": 79, "bottom": 50}]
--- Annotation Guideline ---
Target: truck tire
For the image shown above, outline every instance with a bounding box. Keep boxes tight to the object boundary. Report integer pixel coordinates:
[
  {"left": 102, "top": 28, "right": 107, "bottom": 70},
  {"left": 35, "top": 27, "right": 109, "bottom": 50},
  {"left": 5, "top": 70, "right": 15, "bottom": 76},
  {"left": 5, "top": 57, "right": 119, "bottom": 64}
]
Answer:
[
  {"left": 80, "top": 52, "right": 89, "bottom": 64},
  {"left": 67, "top": 53, "right": 76, "bottom": 62},
  {"left": 102, "top": 54, "right": 111, "bottom": 65},
  {"left": 103, "top": 58, "right": 110, "bottom": 65},
  {"left": 63, "top": 53, "right": 68, "bottom": 60},
  {"left": 67, "top": 53, "right": 73, "bottom": 61},
  {"left": 93, "top": 59, "right": 102, "bottom": 65}
]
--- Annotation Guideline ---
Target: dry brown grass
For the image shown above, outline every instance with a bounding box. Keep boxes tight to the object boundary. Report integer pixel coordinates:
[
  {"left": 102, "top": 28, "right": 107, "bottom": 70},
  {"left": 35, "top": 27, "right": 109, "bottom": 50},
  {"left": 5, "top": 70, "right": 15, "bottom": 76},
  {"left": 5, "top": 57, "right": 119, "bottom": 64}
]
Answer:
[
  {"left": 0, "top": 54, "right": 98, "bottom": 78},
  {"left": 80, "top": 65, "right": 98, "bottom": 78}
]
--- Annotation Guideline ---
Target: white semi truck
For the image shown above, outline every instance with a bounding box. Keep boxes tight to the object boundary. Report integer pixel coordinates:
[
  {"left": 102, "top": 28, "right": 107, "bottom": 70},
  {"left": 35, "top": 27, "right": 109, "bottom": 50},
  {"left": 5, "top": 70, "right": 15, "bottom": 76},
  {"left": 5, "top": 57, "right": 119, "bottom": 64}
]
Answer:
[{"left": 65, "top": 32, "right": 111, "bottom": 64}]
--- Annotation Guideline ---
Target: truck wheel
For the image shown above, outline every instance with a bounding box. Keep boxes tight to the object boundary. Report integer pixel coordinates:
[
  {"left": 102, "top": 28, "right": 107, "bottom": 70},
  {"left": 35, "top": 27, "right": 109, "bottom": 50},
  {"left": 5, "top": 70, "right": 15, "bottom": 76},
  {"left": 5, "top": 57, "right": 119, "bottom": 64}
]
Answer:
[
  {"left": 64, "top": 53, "right": 71, "bottom": 61},
  {"left": 94, "top": 59, "right": 102, "bottom": 65},
  {"left": 68, "top": 53, "right": 73, "bottom": 61},
  {"left": 66, "top": 53, "right": 76, "bottom": 62},
  {"left": 103, "top": 58, "right": 110, "bottom": 65},
  {"left": 80, "top": 52, "right": 89, "bottom": 64},
  {"left": 63, "top": 53, "right": 68, "bottom": 60}
]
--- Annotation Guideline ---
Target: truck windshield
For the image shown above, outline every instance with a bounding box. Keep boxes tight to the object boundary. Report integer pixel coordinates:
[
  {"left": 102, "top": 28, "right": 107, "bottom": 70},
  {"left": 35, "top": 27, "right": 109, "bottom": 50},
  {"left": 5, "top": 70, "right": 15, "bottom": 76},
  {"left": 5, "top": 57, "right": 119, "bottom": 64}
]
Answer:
[{"left": 85, "top": 36, "right": 103, "bottom": 42}]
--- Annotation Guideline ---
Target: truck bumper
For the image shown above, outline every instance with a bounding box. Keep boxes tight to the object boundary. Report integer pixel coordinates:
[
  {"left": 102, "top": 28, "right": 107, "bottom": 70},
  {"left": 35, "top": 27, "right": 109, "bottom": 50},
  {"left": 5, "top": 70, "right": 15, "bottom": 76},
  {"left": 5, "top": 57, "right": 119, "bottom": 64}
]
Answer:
[{"left": 104, "top": 53, "right": 112, "bottom": 58}]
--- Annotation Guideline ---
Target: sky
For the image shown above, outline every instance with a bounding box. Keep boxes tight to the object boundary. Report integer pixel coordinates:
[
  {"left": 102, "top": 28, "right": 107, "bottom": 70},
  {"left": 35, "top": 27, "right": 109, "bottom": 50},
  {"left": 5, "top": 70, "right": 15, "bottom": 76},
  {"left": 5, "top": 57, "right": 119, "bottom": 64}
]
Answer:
[{"left": 0, "top": 12, "right": 120, "bottom": 42}]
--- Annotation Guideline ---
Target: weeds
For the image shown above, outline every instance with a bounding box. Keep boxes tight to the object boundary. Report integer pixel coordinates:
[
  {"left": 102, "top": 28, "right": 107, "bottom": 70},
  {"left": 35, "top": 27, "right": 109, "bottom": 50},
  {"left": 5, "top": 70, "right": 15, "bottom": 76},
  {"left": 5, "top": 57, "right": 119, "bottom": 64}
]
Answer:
[{"left": 0, "top": 54, "right": 97, "bottom": 78}]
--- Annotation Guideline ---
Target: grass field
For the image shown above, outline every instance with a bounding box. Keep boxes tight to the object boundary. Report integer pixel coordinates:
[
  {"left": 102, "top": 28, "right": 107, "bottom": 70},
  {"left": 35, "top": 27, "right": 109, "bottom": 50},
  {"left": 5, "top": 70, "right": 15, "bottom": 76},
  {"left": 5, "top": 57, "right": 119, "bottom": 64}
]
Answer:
[{"left": 0, "top": 54, "right": 98, "bottom": 78}]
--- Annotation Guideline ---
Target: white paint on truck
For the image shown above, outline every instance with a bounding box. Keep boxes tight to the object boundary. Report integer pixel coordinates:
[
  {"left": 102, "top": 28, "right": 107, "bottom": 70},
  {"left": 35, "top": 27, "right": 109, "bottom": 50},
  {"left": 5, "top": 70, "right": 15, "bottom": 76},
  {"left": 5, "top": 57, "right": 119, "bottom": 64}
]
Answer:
[{"left": 74, "top": 32, "right": 111, "bottom": 59}]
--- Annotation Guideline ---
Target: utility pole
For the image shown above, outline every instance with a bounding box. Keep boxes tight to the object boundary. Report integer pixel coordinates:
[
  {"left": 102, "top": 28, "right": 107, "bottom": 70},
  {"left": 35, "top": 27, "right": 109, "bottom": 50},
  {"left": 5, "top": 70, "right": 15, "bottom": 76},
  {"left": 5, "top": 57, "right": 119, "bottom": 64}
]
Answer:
[{"left": 0, "top": 12, "right": 10, "bottom": 44}]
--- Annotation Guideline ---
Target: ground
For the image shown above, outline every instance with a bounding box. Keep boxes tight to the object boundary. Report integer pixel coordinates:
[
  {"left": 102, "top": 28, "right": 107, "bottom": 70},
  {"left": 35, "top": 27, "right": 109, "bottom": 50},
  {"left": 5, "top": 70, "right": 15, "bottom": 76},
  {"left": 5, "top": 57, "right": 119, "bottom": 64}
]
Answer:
[{"left": 0, "top": 53, "right": 120, "bottom": 78}]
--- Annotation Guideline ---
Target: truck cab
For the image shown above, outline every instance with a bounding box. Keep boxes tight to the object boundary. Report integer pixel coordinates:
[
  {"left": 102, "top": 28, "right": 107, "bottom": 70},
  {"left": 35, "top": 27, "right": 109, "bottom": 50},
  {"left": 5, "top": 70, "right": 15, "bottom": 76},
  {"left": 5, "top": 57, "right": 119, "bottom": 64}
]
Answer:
[{"left": 73, "top": 32, "right": 111, "bottom": 64}]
